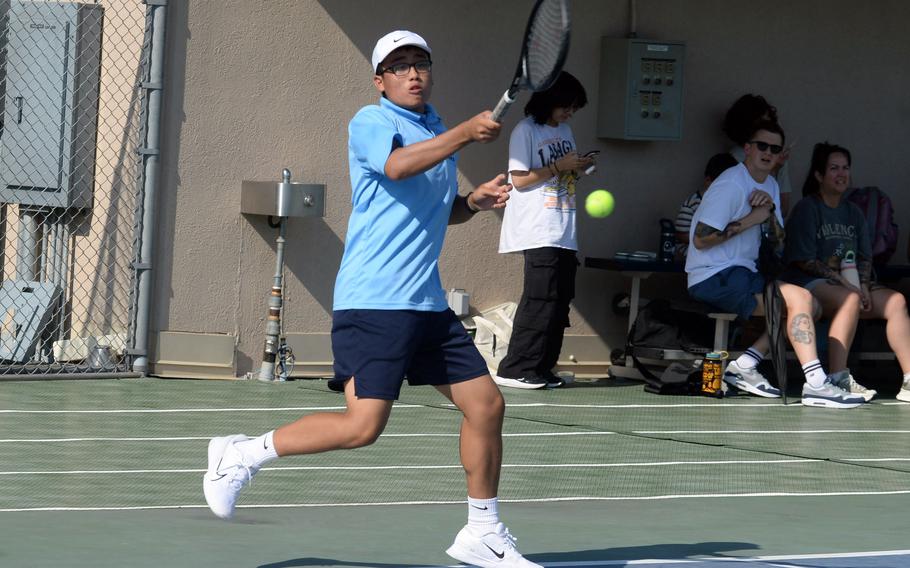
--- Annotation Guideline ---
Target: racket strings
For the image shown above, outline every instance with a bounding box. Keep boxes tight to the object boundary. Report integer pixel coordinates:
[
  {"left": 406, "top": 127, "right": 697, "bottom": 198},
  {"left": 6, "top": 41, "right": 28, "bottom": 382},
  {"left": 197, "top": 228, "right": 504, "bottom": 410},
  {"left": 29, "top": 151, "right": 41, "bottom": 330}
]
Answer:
[{"left": 525, "top": 0, "right": 570, "bottom": 89}]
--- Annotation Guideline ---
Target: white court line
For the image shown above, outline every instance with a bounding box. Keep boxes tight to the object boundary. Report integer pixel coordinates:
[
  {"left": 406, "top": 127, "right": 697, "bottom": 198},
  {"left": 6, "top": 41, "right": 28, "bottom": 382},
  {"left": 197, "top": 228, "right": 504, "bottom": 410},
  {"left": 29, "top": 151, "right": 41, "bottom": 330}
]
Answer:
[
  {"left": 3, "top": 457, "right": 907, "bottom": 475},
  {"left": 0, "top": 405, "right": 423, "bottom": 414},
  {"left": 516, "top": 549, "right": 910, "bottom": 566},
  {"left": 3, "top": 429, "right": 910, "bottom": 444},
  {"left": 0, "top": 402, "right": 806, "bottom": 414},
  {"left": 4, "top": 490, "right": 910, "bottom": 513},
  {"left": 0, "top": 458, "right": 829, "bottom": 476},
  {"left": 534, "top": 548, "right": 910, "bottom": 566},
  {"left": 635, "top": 429, "right": 910, "bottom": 434},
  {"left": 2, "top": 401, "right": 906, "bottom": 414},
  {"left": 0, "top": 432, "right": 619, "bottom": 443}
]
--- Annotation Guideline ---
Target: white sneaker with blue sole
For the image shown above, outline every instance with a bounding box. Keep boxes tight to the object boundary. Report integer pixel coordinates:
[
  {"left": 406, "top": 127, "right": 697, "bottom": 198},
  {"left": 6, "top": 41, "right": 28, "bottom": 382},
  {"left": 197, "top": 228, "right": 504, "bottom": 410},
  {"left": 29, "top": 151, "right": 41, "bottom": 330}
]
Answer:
[
  {"left": 723, "top": 360, "right": 781, "bottom": 398},
  {"left": 801, "top": 377, "right": 864, "bottom": 409}
]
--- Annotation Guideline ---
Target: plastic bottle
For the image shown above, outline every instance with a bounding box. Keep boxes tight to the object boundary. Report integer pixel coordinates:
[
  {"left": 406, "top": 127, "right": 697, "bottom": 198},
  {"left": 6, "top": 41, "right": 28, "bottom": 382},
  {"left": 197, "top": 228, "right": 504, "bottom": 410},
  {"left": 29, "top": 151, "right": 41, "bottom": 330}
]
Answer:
[
  {"left": 659, "top": 219, "right": 676, "bottom": 262},
  {"left": 841, "top": 250, "right": 861, "bottom": 288}
]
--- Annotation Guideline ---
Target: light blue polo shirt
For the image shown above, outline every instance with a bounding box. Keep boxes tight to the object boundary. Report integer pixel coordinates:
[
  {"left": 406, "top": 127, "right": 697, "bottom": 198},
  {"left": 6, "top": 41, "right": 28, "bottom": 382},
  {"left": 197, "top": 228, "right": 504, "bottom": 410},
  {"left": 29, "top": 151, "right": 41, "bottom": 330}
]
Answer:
[{"left": 333, "top": 97, "right": 458, "bottom": 311}]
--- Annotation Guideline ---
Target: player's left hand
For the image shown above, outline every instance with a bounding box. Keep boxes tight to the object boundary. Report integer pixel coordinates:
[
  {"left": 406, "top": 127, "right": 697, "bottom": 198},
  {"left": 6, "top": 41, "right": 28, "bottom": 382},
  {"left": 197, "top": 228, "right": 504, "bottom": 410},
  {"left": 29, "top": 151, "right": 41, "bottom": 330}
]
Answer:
[{"left": 470, "top": 174, "right": 511, "bottom": 210}]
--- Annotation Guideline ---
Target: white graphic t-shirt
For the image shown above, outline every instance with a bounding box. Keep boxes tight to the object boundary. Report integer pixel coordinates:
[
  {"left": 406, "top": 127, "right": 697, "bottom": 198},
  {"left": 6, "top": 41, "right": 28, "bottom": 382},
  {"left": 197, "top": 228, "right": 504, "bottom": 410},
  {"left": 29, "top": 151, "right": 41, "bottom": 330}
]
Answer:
[{"left": 498, "top": 116, "right": 578, "bottom": 253}]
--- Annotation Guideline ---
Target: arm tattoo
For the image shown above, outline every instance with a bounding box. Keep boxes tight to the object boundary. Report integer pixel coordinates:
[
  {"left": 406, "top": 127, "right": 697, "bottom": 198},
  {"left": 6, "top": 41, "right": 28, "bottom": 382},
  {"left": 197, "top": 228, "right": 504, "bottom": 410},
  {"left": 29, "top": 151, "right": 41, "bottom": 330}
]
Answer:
[
  {"left": 721, "top": 221, "right": 742, "bottom": 238},
  {"left": 789, "top": 313, "right": 815, "bottom": 345},
  {"left": 694, "top": 222, "right": 723, "bottom": 238},
  {"left": 796, "top": 259, "right": 838, "bottom": 280}
]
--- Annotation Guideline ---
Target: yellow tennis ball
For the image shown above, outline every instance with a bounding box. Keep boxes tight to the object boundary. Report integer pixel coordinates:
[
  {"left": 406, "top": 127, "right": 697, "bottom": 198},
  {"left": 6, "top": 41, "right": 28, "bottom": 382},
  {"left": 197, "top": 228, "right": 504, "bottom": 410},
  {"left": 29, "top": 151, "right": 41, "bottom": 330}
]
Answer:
[{"left": 585, "top": 190, "right": 614, "bottom": 218}]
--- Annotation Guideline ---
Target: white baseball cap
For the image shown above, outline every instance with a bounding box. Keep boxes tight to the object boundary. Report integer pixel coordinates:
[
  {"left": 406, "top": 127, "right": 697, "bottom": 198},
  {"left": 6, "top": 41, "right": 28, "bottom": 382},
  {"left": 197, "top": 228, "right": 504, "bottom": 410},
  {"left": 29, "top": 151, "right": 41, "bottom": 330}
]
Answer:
[{"left": 371, "top": 30, "right": 432, "bottom": 74}]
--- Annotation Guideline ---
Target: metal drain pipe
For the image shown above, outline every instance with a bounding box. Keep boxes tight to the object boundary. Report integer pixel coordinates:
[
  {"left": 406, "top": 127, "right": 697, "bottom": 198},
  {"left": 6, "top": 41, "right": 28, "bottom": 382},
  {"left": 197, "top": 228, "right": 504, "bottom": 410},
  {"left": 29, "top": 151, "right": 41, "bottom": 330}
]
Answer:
[{"left": 132, "top": 0, "right": 167, "bottom": 374}]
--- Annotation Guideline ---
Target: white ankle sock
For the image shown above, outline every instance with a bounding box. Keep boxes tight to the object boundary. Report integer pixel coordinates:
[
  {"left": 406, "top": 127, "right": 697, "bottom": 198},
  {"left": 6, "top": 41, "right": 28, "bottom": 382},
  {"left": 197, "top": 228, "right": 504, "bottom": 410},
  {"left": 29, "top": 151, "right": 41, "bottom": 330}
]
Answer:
[
  {"left": 235, "top": 431, "right": 279, "bottom": 469},
  {"left": 735, "top": 348, "right": 764, "bottom": 369},
  {"left": 467, "top": 496, "right": 499, "bottom": 534},
  {"left": 802, "top": 359, "right": 827, "bottom": 388}
]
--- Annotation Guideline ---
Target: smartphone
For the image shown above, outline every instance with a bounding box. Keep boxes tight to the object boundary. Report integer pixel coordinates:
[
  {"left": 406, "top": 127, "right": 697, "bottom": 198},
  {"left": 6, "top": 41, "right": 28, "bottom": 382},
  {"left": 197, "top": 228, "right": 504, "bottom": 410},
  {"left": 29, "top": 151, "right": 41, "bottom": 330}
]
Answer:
[{"left": 583, "top": 150, "right": 600, "bottom": 175}]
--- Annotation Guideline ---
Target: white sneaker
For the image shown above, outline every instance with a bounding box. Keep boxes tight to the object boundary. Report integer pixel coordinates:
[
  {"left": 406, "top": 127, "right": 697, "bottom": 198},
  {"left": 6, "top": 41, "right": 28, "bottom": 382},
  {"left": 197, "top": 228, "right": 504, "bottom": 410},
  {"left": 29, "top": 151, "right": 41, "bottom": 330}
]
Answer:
[
  {"left": 846, "top": 373, "right": 877, "bottom": 402},
  {"left": 446, "top": 523, "right": 542, "bottom": 568},
  {"left": 801, "top": 377, "right": 864, "bottom": 409},
  {"left": 897, "top": 377, "right": 910, "bottom": 403},
  {"left": 202, "top": 434, "right": 257, "bottom": 519},
  {"left": 723, "top": 360, "right": 781, "bottom": 398}
]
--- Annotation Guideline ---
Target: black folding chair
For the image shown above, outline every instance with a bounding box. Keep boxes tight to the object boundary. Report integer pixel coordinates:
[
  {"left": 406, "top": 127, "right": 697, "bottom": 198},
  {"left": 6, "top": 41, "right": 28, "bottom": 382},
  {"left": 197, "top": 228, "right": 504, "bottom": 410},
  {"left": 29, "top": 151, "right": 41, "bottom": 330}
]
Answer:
[{"left": 763, "top": 280, "right": 788, "bottom": 403}]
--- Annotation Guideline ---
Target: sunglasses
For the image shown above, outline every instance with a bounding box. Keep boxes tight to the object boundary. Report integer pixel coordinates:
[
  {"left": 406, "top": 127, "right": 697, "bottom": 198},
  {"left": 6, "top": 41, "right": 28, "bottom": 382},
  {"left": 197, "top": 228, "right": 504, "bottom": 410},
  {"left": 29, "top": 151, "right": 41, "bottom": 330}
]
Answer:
[{"left": 749, "top": 140, "right": 783, "bottom": 155}]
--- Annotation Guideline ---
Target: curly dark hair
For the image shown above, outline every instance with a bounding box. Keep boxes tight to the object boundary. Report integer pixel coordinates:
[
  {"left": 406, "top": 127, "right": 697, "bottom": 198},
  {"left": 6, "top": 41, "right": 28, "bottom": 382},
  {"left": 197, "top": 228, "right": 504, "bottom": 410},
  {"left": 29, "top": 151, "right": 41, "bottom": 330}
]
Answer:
[
  {"left": 722, "top": 94, "right": 779, "bottom": 146},
  {"left": 802, "top": 142, "right": 852, "bottom": 197},
  {"left": 524, "top": 71, "right": 587, "bottom": 124},
  {"left": 704, "top": 152, "right": 738, "bottom": 180}
]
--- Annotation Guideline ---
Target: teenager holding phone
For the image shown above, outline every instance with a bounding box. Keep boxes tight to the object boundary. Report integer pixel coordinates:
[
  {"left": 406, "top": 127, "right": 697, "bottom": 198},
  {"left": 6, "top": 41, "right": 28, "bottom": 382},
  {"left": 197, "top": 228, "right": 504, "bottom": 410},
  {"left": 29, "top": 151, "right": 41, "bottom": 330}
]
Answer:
[{"left": 495, "top": 71, "right": 593, "bottom": 390}]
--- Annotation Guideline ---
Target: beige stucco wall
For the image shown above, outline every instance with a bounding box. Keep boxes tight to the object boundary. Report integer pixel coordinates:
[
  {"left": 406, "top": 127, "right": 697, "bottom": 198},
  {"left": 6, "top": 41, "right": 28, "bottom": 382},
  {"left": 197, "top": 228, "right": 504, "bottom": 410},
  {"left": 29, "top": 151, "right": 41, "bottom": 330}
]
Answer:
[{"left": 155, "top": 0, "right": 910, "bottom": 376}]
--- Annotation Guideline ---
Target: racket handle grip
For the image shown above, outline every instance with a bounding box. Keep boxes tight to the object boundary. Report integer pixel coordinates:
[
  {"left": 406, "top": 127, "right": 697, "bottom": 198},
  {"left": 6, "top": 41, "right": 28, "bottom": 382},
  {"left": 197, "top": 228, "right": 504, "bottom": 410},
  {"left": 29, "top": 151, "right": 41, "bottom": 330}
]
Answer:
[{"left": 491, "top": 89, "right": 516, "bottom": 123}]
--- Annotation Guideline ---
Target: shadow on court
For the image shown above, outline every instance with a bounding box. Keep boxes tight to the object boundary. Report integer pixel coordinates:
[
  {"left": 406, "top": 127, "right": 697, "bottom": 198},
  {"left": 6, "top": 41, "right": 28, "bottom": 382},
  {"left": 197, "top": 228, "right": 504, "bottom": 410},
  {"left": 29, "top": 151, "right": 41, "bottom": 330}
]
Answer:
[
  {"left": 532, "top": 540, "right": 760, "bottom": 564},
  {"left": 256, "top": 541, "right": 761, "bottom": 568},
  {"left": 258, "top": 560, "right": 428, "bottom": 568}
]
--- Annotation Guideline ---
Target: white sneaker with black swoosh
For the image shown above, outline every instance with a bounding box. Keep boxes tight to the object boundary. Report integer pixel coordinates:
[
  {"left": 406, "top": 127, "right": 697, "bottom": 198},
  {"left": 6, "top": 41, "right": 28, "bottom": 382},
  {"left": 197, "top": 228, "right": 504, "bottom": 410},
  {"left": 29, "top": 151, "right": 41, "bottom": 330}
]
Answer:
[
  {"left": 446, "top": 522, "right": 542, "bottom": 567},
  {"left": 203, "top": 434, "right": 256, "bottom": 519}
]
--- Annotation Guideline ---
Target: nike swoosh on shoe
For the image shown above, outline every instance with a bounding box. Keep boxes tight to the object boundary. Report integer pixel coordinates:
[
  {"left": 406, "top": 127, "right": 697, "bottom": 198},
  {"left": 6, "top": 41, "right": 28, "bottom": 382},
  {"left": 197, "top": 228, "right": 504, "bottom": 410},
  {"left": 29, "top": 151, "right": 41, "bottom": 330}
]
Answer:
[{"left": 484, "top": 544, "right": 505, "bottom": 559}]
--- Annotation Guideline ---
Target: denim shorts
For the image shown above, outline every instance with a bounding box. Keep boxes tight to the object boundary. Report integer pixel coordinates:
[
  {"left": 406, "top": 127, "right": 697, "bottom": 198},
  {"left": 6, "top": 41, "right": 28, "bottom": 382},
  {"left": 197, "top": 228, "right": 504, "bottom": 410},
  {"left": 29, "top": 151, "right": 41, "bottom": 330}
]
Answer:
[
  {"left": 328, "top": 309, "right": 489, "bottom": 400},
  {"left": 688, "top": 266, "right": 765, "bottom": 320}
]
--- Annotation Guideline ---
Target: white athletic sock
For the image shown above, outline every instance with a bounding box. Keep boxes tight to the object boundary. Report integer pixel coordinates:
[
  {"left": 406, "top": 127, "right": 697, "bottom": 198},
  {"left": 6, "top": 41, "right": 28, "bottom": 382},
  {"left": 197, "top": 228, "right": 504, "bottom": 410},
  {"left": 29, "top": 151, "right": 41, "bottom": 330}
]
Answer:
[
  {"left": 735, "top": 348, "right": 764, "bottom": 370},
  {"left": 467, "top": 496, "right": 499, "bottom": 534},
  {"left": 802, "top": 359, "right": 827, "bottom": 388},
  {"left": 903, "top": 373, "right": 910, "bottom": 387},
  {"left": 235, "top": 430, "right": 279, "bottom": 469}
]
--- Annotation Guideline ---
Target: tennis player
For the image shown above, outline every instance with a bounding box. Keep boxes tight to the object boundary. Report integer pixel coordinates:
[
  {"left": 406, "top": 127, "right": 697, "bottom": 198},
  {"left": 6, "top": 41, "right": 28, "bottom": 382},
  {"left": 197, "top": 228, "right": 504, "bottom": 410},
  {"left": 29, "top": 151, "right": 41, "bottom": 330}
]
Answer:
[{"left": 203, "top": 30, "right": 542, "bottom": 568}]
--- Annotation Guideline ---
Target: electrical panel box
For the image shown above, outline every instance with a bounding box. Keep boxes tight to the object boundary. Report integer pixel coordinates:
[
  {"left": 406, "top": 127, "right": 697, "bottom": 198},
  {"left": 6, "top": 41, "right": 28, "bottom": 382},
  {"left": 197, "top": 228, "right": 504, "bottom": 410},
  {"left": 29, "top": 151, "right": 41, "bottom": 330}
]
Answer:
[
  {"left": 0, "top": 1, "right": 104, "bottom": 209},
  {"left": 597, "top": 38, "right": 685, "bottom": 141}
]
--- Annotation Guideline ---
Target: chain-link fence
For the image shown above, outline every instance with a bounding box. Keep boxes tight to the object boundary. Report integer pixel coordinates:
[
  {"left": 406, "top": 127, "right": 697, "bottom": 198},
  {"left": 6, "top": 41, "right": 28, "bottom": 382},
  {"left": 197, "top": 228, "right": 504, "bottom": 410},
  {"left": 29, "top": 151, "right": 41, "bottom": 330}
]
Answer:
[{"left": 0, "top": 0, "right": 153, "bottom": 377}]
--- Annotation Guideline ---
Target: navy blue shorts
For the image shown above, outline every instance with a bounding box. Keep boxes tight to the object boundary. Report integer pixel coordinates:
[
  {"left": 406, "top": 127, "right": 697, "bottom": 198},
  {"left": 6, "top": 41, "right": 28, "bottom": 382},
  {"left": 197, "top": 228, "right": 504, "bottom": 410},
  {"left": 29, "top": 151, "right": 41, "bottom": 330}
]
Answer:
[
  {"left": 688, "top": 266, "right": 765, "bottom": 320},
  {"left": 328, "top": 309, "right": 490, "bottom": 400}
]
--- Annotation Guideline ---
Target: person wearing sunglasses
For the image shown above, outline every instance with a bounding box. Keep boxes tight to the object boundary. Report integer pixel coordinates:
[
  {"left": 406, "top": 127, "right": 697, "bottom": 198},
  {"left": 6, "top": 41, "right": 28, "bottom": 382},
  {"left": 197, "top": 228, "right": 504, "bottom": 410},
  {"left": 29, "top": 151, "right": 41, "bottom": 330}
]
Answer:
[
  {"left": 723, "top": 94, "right": 794, "bottom": 215},
  {"left": 686, "top": 121, "right": 864, "bottom": 409},
  {"left": 783, "top": 142, "right": 910, "bottom": 404}
]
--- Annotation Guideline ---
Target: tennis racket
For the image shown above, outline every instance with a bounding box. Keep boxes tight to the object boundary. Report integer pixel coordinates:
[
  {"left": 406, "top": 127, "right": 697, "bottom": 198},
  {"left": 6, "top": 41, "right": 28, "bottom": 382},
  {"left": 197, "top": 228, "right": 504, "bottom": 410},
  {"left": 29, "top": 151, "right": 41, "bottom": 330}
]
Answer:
[{"left": 490, "top": 0, "right": 571, "bottom": 122}]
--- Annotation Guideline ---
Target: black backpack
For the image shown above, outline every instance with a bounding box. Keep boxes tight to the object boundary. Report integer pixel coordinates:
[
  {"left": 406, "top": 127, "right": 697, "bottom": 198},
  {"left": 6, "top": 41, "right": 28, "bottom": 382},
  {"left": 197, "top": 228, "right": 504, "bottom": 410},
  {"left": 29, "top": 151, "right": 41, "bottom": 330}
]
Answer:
[
  {"left": 629, "top": 298, "right": 714, "bottom": 353},
  {"left": 627, "top": 299, "right": 715, "bottom": 395}
]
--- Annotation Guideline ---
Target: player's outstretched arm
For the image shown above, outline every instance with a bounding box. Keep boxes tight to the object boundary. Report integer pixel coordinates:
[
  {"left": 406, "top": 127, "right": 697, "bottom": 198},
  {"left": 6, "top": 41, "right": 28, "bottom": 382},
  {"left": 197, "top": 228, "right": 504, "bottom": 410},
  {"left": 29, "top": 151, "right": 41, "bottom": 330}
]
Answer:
[
  {"left": 449, "top": 174, "right": 511, "bottom": 225},
  {"left": 384, "top": 112, "right": 500, "bottom": 181}
]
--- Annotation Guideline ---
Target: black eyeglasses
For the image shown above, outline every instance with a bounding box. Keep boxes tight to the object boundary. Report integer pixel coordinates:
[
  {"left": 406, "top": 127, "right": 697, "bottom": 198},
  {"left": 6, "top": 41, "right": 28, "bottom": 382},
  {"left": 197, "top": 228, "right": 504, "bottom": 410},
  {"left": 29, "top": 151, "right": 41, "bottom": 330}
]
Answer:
[
  {"left": 381, "top": 60, "right": 432, "bottom": 77},
  {"left": 749, "top": 140, "right": 783, "bottom": 154}
]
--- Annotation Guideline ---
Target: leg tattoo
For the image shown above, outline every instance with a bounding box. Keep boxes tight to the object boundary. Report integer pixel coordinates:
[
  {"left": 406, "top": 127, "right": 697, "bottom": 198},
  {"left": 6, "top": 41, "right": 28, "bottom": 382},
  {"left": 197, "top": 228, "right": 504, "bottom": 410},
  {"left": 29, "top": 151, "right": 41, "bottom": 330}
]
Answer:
[{"left": 789, "top": 313, "right": 814, "bottom": 344}]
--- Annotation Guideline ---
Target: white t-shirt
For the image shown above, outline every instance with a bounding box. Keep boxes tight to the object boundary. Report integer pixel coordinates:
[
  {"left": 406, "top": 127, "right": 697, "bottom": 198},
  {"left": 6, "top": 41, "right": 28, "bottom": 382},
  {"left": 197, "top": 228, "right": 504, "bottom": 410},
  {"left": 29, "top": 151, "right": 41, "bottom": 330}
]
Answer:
[
  {"left": 498, "top": 116, "right": 578, "bottom": 253},
  {"left": 685, "top": 163, "right": 784, "bottom": 288}
]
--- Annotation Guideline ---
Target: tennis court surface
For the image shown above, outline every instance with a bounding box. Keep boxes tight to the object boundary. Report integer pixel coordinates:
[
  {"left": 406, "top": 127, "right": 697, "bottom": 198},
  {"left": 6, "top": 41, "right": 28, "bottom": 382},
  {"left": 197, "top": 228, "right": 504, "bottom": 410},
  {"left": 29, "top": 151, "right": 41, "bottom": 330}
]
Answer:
[{"left": 1, "top": 377, "right": 908, "bottom": 567}]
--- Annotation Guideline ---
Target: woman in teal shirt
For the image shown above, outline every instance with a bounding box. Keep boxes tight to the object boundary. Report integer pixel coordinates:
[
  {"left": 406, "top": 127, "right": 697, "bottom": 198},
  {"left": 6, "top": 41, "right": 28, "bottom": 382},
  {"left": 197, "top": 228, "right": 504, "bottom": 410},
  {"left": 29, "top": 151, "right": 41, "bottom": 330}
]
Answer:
[{"left": 784, "top": 142, "right": 910, "bottom": 403}]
